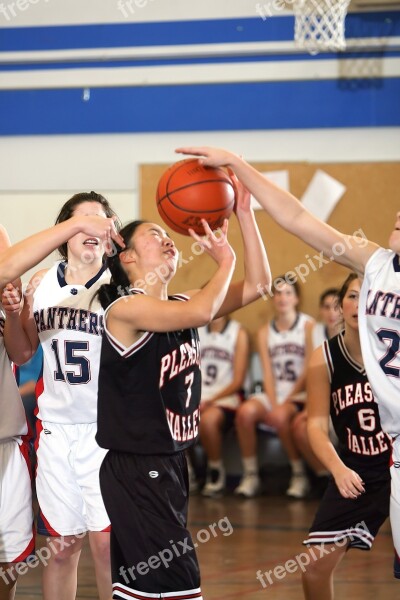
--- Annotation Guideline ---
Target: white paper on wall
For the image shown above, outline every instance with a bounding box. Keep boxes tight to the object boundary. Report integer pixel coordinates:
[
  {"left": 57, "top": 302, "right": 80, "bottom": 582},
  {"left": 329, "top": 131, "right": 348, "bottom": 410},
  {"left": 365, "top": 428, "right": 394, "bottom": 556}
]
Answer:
[
  {"left": 300, "top": 169, "right": 346, "bottom": 222},
  {"left": 250, "top": 170, "right": 290, "bottom": 210}
]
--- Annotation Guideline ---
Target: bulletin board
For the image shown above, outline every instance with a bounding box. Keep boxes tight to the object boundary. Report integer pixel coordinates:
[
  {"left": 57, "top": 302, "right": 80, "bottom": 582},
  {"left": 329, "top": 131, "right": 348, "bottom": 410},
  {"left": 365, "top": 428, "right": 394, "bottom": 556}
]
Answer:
[{"left": 140, "top": 161, "right": 400, "bottom": 347}]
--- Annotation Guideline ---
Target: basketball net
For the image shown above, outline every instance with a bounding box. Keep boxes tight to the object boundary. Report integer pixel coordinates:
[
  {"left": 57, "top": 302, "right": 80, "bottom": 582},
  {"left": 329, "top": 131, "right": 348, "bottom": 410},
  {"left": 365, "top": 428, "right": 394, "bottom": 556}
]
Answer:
[{"left": 293, "top": 0, "right": 351, "bottom": 55}]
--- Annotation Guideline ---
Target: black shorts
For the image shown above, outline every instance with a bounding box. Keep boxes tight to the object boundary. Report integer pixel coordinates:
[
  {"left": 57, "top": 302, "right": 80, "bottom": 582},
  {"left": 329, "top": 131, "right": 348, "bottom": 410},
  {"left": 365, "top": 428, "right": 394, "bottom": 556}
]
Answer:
[
  {"left": 100, "top": 450, "right": 202, "bottom": 599},
  {"left": 303, "top": 475, "right": 390, "bottom": 550}
]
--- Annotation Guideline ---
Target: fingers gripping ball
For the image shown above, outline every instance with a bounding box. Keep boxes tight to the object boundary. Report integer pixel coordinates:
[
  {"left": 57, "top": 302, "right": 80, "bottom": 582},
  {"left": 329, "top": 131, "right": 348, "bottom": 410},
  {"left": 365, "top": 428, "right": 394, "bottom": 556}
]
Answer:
[{"left": 156, "top": 158, "right": 236, "bottom": 236}]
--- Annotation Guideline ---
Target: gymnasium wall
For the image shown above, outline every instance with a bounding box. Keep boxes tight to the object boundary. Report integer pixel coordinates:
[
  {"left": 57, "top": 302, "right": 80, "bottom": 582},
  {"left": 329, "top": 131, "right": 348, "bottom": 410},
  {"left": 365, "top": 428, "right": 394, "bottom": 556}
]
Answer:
[{"left": 141, "top": 160, "right": 400, "bottom": 344}]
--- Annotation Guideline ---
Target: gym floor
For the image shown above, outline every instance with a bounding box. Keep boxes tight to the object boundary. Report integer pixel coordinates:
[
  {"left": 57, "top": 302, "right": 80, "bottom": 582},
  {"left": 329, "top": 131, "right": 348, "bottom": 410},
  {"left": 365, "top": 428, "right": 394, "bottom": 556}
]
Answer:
[{"left": 16, "top": 493, "right": 395, "bottom": 599}]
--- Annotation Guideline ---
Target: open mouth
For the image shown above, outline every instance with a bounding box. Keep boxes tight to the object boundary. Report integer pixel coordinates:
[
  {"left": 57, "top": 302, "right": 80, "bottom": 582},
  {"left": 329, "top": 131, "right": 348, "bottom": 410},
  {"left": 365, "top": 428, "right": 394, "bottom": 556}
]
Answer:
[{"left": 83, "top": 238, "right": 99, "bottom": 247}]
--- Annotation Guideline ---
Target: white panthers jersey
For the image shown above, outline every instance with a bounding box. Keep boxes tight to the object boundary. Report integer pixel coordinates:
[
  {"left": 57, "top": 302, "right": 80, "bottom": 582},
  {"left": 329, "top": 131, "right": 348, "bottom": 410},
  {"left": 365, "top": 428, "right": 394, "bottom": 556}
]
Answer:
[
  {"left": 33, "top": 262, "right": 109, "bottom": 424},
  {"left": 268, "top": 312, "right": 313, "bottom": 404},
  {"left": 359, "top": 248, "right": 400, "bottom": 437},
  {"left": 0, "top": 306, "right": 28, "bottom": 440},
  {"left": 199, "top": 319, "right": 241, "bottom": 409}
]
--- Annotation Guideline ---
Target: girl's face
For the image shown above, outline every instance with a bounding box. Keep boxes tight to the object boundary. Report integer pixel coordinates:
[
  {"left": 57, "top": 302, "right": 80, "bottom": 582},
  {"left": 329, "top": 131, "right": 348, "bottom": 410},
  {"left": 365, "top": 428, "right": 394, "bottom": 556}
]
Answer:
[
  {"left": 319, "top": 294, "right": 340, "bottom": 329},
  {"left": 127, "top": 222, "right": 177, "bottom": 281},
  {"left": 67, "top": 201, "right": 107, "bottom": 263},
  {"left": 388, "top": 211, "right": 400, "bottom": 255},
  {"left": 273, "top": 283, "right": 299, "bottom": 314},
  {"left": 341, "top": 278, "right": 360, "bottom": 331}
]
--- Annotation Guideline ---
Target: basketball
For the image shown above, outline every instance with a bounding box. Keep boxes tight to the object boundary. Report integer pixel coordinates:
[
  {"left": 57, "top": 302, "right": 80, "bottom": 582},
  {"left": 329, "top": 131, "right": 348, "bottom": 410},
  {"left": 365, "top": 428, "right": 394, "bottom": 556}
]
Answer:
[{"left": 156, "top": 158, "right": 236, "bottom": 236}]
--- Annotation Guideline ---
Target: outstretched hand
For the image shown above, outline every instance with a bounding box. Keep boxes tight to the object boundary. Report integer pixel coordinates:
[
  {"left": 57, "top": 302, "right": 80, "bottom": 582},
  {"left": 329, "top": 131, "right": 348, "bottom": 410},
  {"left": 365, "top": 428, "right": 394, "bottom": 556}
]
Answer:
[
  {"left": 227, "top": 167, "right": 252, "bottom": 216},
  {"left": 188, "top": 219, "right": 236, "bottom": 267},
  {"left": 175, "top": 146, "right": 239, "bottom": 169}
]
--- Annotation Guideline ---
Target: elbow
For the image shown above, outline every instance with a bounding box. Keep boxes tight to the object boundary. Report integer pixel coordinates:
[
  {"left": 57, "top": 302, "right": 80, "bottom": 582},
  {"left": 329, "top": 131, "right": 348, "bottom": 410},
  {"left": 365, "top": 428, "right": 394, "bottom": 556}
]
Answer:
[
  {"left": 252, "top": 278, "right": 271, "bottom": 302},
  {"left": 196, "top": 308, "right": 214, "bottom": 328}
]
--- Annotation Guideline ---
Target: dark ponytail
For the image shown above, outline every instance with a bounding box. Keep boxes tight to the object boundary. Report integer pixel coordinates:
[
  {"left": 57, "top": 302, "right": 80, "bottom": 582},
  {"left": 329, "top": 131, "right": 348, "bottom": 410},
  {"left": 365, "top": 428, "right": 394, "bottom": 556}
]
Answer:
[{"left": 96, "top": 220, "right": 147, "bottom": 309}]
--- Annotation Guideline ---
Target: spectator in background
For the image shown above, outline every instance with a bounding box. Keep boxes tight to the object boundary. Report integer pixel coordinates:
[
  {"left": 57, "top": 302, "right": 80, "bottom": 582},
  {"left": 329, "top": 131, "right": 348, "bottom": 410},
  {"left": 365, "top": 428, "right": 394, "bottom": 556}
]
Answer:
[
  {"left": 196, "top": 315, "right": 249, "bottom": 497},
  {"left": 311, "top": 288, "right": 341, "bottom": 348},
  {"left": 234, "top": 276, "right": 314, "bottom": 499},
  {"left": 291, "top": 287, "right": 341, "bottom": 496}
]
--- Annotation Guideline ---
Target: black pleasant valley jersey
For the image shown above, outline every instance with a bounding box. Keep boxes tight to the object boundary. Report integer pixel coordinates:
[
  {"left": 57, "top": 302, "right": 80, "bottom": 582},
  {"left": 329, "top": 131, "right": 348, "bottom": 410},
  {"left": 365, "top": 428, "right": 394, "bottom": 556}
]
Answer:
[
  {"left": 96, "top": 291, "right": 201, "bottom": 455},
  {"left": 323, "top": 332, "right": 391, "bottom": 476}
]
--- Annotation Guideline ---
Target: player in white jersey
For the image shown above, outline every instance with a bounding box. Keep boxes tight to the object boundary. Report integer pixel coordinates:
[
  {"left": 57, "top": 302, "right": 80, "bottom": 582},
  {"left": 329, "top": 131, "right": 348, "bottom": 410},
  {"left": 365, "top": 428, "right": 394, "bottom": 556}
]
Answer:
[
  {"left": 176, "top": 145, "right": 400, "bottom": 578},
  {"left": 0, "top": 226, "right": 34, "bottom": 600},
  {"left": 3, "top": 192, "right": 121, "bottom": 600},
  {"left": 233, "top": 276, "right": 314, "bottom": 498},
  {"left": 0, "top": 218, "right": 122, "bottom": 600},
  {"left": 197, "top": 315, "right": 249, "bottom": 496}
]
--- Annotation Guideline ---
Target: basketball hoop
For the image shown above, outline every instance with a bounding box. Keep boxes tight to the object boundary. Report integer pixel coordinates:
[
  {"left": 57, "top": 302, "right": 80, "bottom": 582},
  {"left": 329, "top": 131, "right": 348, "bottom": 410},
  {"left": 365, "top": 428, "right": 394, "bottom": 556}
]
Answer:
[{"left": 293, "top": 0, "right": 351, "bottom": 55}]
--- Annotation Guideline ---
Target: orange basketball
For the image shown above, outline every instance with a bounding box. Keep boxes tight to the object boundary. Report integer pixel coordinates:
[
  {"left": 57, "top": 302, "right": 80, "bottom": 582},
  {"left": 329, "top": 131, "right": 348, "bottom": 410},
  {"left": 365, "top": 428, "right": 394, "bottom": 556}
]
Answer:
[{"left": 156, "top": 158, "right": 235, "bottom": 236}]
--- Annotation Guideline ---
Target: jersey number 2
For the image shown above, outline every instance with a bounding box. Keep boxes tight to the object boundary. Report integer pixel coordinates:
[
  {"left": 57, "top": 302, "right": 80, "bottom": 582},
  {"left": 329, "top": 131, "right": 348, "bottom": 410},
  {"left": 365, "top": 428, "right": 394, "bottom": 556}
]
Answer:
[
  {"left": 377, "top": 329, "right": 400, "bottom": 378},
  {"left": 51, "top": 340, "right": 90, "bottom": 384}
]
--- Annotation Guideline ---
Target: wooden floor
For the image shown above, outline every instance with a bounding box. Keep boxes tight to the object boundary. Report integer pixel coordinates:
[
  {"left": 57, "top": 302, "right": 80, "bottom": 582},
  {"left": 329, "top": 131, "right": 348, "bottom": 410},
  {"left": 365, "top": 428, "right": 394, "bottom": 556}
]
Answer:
[{"left": 15, "top": 492, "right": 396, "bottom": 599}]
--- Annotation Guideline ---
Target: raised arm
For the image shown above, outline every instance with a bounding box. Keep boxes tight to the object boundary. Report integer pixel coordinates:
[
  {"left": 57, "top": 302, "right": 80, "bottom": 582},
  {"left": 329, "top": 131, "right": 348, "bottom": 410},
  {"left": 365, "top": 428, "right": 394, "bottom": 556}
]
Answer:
[
  {"left": 214, "top": 172, "right": 271, "bottom": 316},
  {"left": 0, "top": 215, "right": 123, "bottom": 289},
  {"left": 176, "top": 147, "right": 379, "bottom": 276},
  {"left": 307, "top": 345, "right": 364, "bottom": 498},
  {"left": 107, "top": 221, "right": 236, "bottom": 343},
  {"left": 0, "top": 225, "right": 11, "bottom": 255}
]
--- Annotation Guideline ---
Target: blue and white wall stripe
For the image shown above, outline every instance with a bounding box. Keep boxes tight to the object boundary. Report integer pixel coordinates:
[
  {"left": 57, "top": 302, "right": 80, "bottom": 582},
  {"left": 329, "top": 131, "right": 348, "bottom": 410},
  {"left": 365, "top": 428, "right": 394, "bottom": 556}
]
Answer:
[{"left": 0, "top": 6, "right": 399, "bottom": 135}]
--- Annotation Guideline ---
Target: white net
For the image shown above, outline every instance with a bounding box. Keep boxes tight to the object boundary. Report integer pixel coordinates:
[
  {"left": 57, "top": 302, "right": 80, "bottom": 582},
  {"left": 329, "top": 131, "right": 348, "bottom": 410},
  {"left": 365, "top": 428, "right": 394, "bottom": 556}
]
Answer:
[{"left": 293, "top": 0, "right": 351, "bottom": 55}]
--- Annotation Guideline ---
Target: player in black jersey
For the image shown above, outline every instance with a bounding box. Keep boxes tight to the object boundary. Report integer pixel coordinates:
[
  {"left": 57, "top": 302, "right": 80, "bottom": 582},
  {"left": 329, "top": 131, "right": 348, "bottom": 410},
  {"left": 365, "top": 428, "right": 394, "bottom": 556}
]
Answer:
[
  {"left": 95, "top": 176, "right": 271, "bottom": 600},
  {"left": 301, "top": 273, "right": 391, "bottom": 600}
]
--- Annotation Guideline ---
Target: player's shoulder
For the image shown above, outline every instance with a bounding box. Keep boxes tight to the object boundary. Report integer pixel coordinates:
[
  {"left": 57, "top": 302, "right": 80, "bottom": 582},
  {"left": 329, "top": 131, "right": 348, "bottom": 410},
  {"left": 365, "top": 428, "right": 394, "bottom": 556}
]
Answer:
[
  {"left": 298, "top": 311, "right": 315, "bottom": 325},
  {"left": 364, "top": 246, "right": 393, "bottom": 276},
  {"left": 309, "top": 342, "right": 326, "bottom": 370},
  {"left": 27, "top": 267, "right": 50, "bottom": 291}
]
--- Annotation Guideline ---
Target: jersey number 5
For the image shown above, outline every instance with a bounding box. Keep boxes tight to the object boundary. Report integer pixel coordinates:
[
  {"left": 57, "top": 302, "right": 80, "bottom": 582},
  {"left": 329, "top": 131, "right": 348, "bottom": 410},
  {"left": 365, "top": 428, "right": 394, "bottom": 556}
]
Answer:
[{"left": 51, "top": 339, "right": 91, "bottom": 384}]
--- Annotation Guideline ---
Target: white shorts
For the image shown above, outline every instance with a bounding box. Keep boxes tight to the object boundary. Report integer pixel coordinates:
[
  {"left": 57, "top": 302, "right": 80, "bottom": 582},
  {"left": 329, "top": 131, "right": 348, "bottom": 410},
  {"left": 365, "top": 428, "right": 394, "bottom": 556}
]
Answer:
[
  {"left": 0, "top": 438, "right": 34, "bottom": 563},
  {"left": 251, "top": 392, "right": 273, "bottom": 412},
  {"left": 201, "top": 392, "right": 241, "bottom": 411},
  {"left": 36, "top": 422, "right": 110, "bottom": 537},
  {"left": 390, "top": 437, "right": 400, "bottom": 567},
  {"left": 251, "top": 391, "right": 306, "bottom": 411}
]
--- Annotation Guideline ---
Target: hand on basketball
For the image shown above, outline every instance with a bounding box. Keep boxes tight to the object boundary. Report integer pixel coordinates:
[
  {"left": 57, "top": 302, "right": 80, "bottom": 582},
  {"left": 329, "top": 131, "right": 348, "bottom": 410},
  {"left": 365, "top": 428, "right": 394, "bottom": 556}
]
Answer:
[
  {"left": 227, "top": 168, "right": 251, "bottom": 216},
  {"left": 334, "top": 466, "right": 365, "bottom": 499},
  {"left": 175, "top": 146, "right": 239, "bottom": 169},
  {"left": 2, "top": 282, "right": 22, "bottom": 317},
  {"left": 188, "top": 219, "right": 236, "bottom": 267}
]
